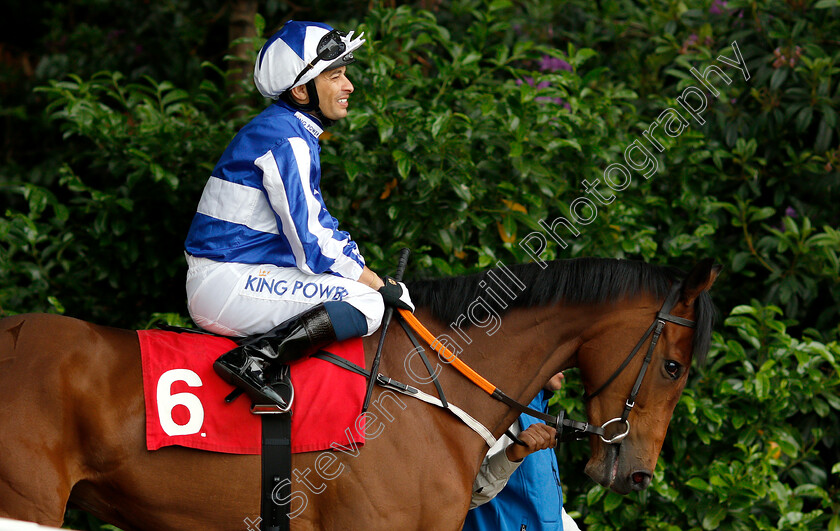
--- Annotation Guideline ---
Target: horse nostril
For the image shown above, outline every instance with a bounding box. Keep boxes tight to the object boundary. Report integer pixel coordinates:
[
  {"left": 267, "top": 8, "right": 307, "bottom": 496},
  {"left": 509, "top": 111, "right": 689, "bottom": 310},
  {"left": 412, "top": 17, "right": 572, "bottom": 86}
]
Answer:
[{"left": 631, "top": 471, "right": 651, "bottom": 490}]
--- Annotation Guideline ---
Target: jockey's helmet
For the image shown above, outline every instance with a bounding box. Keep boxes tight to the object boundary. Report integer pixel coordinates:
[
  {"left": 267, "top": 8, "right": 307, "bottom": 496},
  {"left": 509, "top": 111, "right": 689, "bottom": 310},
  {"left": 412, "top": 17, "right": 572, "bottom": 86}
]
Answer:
[{"left": 254, "top": 21, "right": 365, "bottom": 100}]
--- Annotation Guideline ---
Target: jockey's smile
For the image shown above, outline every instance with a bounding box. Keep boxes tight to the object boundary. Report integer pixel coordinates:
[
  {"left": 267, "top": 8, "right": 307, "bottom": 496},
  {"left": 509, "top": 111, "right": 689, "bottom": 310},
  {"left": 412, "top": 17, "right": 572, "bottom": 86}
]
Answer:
[{"left": 311, "top": 66, "right": 354, "bottom": 121}]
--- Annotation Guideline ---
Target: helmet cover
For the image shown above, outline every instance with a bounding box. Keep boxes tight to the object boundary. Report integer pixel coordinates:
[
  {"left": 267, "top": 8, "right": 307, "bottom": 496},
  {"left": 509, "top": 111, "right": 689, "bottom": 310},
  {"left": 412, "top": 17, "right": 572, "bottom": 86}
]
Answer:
[{"left": 254, "top": 20, "right": 365, "bottom": 99}]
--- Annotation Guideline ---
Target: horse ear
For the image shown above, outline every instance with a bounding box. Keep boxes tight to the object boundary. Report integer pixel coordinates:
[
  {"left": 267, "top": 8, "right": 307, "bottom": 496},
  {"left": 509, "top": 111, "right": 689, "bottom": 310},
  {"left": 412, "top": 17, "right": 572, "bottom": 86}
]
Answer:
[{"left": 680, "top": 258, "right": 722, "bottom": 306}]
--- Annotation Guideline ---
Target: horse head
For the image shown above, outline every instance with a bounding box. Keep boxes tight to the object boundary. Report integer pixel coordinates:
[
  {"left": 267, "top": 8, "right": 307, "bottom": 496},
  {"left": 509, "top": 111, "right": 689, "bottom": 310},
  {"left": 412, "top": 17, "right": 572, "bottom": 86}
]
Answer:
[{"left": 577, "top": 259, "right": 719, "bottom": 494}]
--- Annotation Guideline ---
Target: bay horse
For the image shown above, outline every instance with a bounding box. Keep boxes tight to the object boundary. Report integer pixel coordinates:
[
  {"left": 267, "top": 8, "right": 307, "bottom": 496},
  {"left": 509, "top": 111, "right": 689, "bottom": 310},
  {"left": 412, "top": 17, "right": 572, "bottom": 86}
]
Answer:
[{"left": 0, "top": 257, "right": 717, "bottom": 530}]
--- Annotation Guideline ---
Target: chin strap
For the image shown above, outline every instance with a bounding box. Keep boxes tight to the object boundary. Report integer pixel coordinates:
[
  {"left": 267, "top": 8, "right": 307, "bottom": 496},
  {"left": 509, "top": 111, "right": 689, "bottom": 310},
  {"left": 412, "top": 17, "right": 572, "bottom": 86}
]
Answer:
[{"left": 280, "top": 81, "right": 336, "bottom": 128}]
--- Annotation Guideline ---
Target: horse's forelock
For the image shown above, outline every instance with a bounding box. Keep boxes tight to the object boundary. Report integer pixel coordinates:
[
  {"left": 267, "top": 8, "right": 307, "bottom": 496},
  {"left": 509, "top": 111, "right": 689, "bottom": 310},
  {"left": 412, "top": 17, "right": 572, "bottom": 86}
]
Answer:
[{"left": 691, "top": 290, "right": 716, "bottom": 366}]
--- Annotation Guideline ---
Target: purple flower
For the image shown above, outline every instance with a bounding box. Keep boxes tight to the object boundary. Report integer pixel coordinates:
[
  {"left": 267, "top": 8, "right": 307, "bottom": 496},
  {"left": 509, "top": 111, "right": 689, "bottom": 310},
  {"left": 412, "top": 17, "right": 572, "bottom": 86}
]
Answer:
[
  {"left": 709, "top": 0, "right": 727, "bottom": 15},
  {"left": 778, "top": 207, "right": 798, "bottom": 232},
  {"left": 518, "top": 76, "right": 570, "bottom": 109},
  {"left": 536, "top": 96, "right": 571, "bottom": 109},
  {"left": 539, "top": 55, "right": 572, "bottom": 72},
  {"left": 516, "top": 77, "right": 550, "bottom": 90}
]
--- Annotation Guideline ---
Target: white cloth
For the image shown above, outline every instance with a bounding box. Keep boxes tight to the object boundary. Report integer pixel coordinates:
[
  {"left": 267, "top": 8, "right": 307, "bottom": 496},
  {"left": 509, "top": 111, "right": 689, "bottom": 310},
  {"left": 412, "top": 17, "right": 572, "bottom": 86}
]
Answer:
[
  {"left": 185, "top": 254, "right": 384, "bottom": 337},
  {"left": 563, "top": 507, "right": 580, "bottom": 531},
  {"left": 469, "top": 421, "right": 580, "bottom": 530},
  {"left": 470, "top": 428, "right": 522, "bottom": 509}
]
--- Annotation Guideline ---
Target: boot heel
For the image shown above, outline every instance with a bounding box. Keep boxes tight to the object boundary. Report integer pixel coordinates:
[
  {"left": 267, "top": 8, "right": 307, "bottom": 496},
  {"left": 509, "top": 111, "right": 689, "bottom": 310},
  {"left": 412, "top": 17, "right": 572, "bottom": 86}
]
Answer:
[
  {"left": 213, "top": 351, "right": 289, "bottom": 408},
  {"left": 212, "top": 357, "right": 241, "bottom": 386}
]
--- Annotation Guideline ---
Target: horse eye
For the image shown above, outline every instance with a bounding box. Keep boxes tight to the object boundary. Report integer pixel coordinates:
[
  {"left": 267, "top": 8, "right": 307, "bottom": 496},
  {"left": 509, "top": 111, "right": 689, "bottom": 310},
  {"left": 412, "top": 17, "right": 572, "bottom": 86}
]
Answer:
[{"left": 664, "top": 360, "right": 682, "bottom": 379}]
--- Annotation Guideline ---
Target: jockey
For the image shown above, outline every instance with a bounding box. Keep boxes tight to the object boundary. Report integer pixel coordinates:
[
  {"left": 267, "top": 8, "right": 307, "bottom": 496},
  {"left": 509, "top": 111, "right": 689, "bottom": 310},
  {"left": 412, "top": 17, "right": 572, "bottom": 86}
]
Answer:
[{"left": 184, "top": 21, "right": 413, "bottom": 407}]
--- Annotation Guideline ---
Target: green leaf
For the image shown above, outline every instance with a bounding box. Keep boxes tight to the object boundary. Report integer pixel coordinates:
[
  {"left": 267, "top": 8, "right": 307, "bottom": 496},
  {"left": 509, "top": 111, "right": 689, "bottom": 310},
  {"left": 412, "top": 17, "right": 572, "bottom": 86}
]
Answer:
[
  {"left": 702, "top": 506, "right": 727, "bottom": 530},
  {"left": 392, "top": 149, "right": 412, "bottom": 179},
  {"left": 815, "top": 117, "right": 833, "bottom": 152},
  {"left": 775, "top": 430, "right": 801, "bottom": 457},
  {"left": 686, "top": 477, "right": 711, "bottom": 492},
  {"left": 602, "top": 491, "right": 622, "bottom": 512},
  {"left": 770, "top": 68, "right": 789, "bottom": 90},
  {"left": 254, "top": 13, "right": 266, "bottom": 36},
  {"left": 488, "top": 0, "right": 513, "bottom": 11},
  {"left": 556, "top": 138, "right": 582, "bottom": 152},
  {"left": 47, "top": 296, "right": 65, "bottom": 314},
  {"left": 586, "top": 486, "right": 607, "bottom": 505},
  {"left": 749, "top": 206, "right": 775, "bottom": 222},
  {"left": 431, "top": 112, "right": 450, "bottom": 139},
  {"left": 732, "top": 251, "right": 750, "bottom": 272},
  {"left": 730, "top": 305, "right": 758, "bottom": 316},
  {"left": 828, "top": 513, "right": 840, "bottom": 531}
]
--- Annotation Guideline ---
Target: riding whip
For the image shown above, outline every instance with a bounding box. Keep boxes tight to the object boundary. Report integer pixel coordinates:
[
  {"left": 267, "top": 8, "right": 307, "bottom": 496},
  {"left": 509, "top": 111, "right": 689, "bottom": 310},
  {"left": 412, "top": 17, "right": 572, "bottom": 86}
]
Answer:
[{"left": 362, "top": 247, "right": 410, "bottom": 412}]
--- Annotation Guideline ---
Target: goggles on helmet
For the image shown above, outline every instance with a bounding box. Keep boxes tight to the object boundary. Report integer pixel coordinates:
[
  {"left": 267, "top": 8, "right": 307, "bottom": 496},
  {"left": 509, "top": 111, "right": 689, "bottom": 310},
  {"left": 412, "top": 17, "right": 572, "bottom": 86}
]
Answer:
[{"left": 292, "top": 30, "right": 350, "bottom": 87}]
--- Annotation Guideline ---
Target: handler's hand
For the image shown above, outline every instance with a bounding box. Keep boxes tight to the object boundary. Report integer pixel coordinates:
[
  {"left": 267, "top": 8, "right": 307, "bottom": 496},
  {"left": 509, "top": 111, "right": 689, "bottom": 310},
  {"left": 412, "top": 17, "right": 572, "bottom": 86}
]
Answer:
[{"left": 504, "top": 424, "right": 557, "bottom": 463}]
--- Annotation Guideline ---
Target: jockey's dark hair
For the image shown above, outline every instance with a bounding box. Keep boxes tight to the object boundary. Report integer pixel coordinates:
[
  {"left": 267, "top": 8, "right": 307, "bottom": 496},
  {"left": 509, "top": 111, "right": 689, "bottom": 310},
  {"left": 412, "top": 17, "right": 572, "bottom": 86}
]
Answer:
[{"left": 406, "top": 257, "right": 716, "bottom": 364}]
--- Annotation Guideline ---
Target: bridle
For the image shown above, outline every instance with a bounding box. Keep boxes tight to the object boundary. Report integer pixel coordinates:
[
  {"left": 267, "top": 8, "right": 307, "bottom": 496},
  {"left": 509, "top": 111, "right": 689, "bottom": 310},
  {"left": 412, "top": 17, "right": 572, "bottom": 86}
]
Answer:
[
  {"left": 583, "top": 281, "right": 695, "bottom": 444},
  {"left": 387, "top": 280, "right": 697, "bottom": 446}
]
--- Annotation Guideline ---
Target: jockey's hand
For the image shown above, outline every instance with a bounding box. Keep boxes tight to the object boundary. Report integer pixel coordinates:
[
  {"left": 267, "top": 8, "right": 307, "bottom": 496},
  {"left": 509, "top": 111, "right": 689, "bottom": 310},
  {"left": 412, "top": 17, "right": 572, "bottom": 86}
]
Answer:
[
  {"left": 378, "top": 276, "right": 415, "bottom": 312},
  {"left": 505, "top": 424, "right": 557, "bottom": 463}
]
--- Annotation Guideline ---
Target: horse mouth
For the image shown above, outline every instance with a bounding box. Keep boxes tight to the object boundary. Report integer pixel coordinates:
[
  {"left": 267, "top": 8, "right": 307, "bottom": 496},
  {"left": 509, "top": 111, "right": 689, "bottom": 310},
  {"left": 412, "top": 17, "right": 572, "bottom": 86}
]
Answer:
[
  {"left": 609, "top": 452, "right": 621, "bottom": 484},
  {"left": 585, "top": 444, "right": 652, "bottom": 494}
]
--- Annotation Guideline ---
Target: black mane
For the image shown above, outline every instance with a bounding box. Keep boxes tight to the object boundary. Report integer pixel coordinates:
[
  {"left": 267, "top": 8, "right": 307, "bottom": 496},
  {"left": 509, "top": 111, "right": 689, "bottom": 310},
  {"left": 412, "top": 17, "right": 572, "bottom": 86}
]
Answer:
[{"left": 406, "top": 257, "right": 715, "bottom": 362}]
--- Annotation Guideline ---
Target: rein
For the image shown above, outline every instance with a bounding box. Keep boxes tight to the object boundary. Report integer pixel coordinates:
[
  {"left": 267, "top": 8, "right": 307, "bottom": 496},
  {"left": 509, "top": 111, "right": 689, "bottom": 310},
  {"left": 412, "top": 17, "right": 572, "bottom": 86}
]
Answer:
[{"left": 395, "top": 309, "right": 605, "bottom": 443}]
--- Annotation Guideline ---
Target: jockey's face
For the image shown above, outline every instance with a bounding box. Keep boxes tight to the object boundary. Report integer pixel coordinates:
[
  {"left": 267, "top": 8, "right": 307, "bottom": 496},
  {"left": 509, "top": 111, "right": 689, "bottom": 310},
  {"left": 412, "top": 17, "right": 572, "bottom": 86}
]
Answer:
[{"left": 313, "top": 66, "right": 354, "bottom": 121}]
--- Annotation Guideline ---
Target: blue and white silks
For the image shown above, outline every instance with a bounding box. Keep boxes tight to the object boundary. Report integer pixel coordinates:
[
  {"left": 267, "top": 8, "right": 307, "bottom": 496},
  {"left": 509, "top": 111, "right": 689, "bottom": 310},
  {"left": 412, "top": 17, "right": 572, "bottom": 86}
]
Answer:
[{"left": 185, "top": 99, "right": 365, "bottom": 281}]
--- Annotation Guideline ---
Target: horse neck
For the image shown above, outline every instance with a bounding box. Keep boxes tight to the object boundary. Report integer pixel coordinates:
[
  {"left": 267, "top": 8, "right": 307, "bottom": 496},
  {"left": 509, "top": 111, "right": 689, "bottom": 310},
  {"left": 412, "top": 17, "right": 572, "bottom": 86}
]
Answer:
[{"left": 407, "top": 302, "right": 594, "bottom": 439}]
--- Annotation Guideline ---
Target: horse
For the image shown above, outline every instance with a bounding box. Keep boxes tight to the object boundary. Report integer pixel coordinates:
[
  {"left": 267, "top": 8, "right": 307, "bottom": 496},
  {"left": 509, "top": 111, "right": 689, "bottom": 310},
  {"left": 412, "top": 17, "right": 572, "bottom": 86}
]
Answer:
[{"left": 0, "top": 257, "right": 718, "bottom": 530}]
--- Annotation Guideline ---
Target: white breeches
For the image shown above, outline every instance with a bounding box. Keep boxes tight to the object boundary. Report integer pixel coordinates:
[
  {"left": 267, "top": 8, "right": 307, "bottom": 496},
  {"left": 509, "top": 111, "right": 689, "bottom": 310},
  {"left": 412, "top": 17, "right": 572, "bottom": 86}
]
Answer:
[{"left": 185, "top": 254, "right": 384, "bottom": 337}]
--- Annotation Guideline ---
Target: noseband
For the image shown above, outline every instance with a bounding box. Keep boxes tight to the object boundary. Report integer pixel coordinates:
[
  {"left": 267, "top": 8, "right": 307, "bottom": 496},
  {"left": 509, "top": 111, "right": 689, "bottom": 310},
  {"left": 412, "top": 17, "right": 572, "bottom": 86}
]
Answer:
[{"left": 584, "top": 282, "right": 696, "bottom": 444}]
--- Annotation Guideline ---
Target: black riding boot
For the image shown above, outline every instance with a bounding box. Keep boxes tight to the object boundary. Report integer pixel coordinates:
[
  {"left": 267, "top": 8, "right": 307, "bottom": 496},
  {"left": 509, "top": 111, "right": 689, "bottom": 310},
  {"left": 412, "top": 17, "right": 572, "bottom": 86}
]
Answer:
[{"left": 213, "top": 304, "right": 337, "bottom": 407}]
